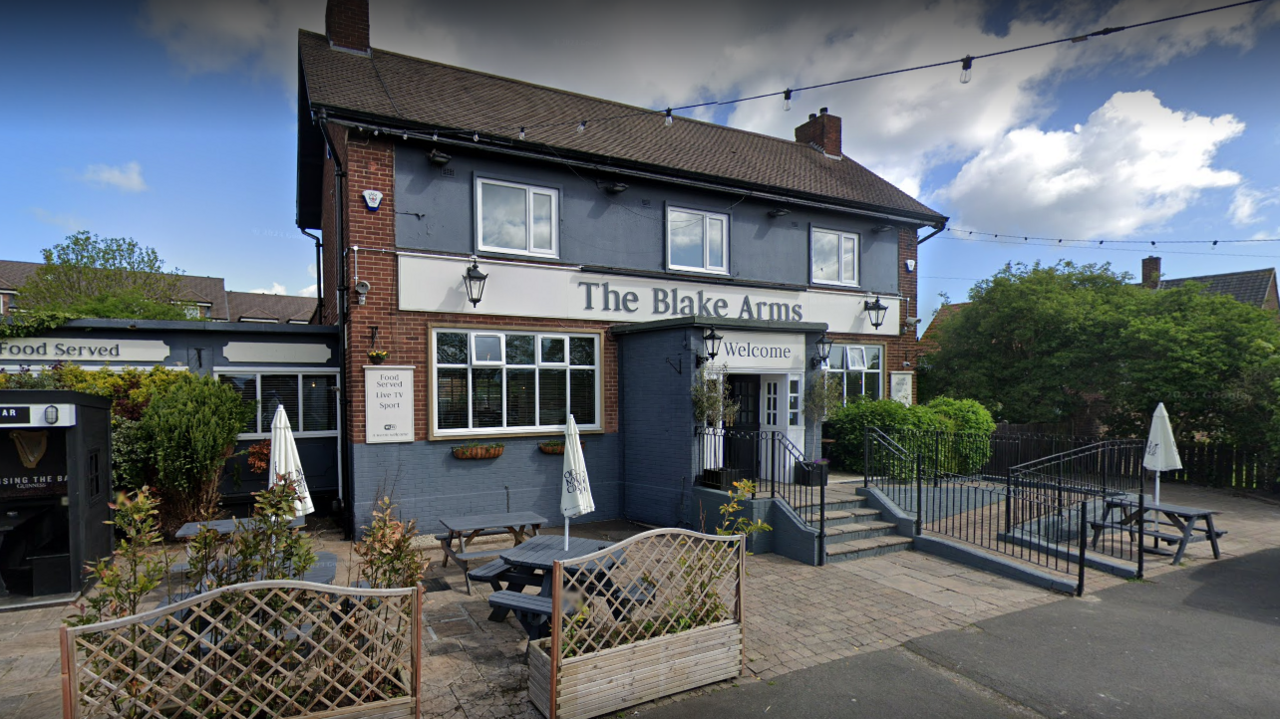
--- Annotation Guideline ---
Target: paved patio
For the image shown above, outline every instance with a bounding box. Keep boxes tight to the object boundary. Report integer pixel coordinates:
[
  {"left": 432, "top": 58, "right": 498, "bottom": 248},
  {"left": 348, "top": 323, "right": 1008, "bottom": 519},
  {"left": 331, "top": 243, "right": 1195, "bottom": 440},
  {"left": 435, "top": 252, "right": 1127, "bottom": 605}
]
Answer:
[{"left": 3, "top": 482, "right": 1278, "bottom": 718}]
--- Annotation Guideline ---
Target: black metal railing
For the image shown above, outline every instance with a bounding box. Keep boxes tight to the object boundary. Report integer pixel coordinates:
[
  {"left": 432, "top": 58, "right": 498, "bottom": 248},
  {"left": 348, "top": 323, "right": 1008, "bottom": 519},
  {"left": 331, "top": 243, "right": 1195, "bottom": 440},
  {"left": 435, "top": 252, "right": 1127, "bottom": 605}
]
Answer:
[
  {"left": 694, "top": 426, "right": 827, "bottom": 530},
  {"left": 878, "top": 428, "right": 1108, "bottom": 481},
  {"left": 864, "top": 428, "right": 1149, "bottom": 594}
]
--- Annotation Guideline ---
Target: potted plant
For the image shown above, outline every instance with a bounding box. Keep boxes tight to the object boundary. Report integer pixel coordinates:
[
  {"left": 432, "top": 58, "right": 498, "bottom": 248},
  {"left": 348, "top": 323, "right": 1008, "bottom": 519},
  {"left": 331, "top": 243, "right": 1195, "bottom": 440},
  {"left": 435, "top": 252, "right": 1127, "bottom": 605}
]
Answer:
[
  {"left": 451, "top": 442, "right": 504, "bottom": 460},
  {"left": 805, "top": 371, "right": 845, "bottom": 465},
  {"left": 538, "top": 439, "right": 584, "bottom": 454},
  {"left": 795, "top": 458, "right": 830, "bottom": 486},
  {"left": 367, "top": 349, "right": 389, "bottom": 365},
  {"left": 691, "top": 363, "right": 742, "bottom": 491}
]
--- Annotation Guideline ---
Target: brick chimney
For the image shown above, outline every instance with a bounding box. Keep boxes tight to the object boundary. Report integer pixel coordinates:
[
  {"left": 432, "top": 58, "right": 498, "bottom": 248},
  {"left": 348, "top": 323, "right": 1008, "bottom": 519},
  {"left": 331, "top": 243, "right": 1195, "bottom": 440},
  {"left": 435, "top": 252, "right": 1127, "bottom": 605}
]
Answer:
[
  {"left": 1142, "top": 256, "right": 1162, "bottom": 289},
  {"left": 794, "top": 107, "right": 842, "bottom": 156},
  {"left": 326, "top": 0, "right": 369, "bottom": 54}
]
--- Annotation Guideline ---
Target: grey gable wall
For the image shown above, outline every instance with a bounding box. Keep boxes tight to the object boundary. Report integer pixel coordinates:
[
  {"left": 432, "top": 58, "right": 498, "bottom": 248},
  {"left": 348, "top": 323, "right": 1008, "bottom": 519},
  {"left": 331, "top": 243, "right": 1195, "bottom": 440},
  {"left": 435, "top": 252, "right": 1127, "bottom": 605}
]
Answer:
[{"left": 394, "top": 146, "right": 900, "bottom": 294}]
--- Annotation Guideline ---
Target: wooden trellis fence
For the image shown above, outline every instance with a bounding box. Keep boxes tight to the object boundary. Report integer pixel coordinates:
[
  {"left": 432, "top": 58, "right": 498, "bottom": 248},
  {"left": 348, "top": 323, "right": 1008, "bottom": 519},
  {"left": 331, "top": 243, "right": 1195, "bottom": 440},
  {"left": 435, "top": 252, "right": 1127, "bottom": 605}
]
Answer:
[
  {"left": 527, "top": 528, "right": 745, "bottom": 719},
  {"left": 60, "top": 580, "right": 422, "bottom": 719}
]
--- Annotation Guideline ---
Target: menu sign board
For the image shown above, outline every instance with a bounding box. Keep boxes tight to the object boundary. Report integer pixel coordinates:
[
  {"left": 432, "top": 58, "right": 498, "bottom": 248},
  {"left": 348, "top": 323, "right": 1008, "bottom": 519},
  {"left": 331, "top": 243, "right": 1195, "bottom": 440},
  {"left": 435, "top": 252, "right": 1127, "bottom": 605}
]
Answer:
[
  {"left": 1, "top": 429, "right": 68, "bottom": 498},
  {"left": 365, "top": 366, "right": 414, "bottom": 444}
]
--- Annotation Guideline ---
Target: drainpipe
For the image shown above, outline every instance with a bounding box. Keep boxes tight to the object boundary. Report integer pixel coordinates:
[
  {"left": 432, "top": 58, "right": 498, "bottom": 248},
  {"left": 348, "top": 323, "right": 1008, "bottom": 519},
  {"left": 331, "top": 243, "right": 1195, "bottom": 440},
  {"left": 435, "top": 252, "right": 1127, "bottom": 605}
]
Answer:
[
  {"left": 317, "top": 113, "right": 355, "bottom": 540},
  {"left": 300, "top": 229, "right": 323, "bottom": 320}
]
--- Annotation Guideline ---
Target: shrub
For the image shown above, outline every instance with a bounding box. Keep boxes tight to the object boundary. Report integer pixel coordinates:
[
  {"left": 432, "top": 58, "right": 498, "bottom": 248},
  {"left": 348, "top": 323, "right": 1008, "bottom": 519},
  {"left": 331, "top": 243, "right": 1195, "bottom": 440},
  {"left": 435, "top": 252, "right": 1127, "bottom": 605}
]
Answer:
[
  {"left": 354, "top": 497, "right": 430, "bottom": 588},
  {"left": 186, "top": 479, "right": 316, "bottom": 590},
  {"left": 68, "top": 487, "right": 167, "bottom": 625},
  {"left": 824, "top": 399, "right": 947, "bottom": 471},
  {"left": 143, "top": 373, "right": 254, "bottom": 533},
  {"left": 926, "top": 397, "right": 997, "bottom": 435}
]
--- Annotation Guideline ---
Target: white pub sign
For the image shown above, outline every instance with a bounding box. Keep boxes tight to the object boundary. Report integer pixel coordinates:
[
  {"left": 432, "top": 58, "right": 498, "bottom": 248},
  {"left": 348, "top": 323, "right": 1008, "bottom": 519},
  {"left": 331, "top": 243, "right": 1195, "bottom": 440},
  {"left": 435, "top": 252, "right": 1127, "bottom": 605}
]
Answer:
[{"left": 364, "top": 366, "right": 414, "bottom": 443}]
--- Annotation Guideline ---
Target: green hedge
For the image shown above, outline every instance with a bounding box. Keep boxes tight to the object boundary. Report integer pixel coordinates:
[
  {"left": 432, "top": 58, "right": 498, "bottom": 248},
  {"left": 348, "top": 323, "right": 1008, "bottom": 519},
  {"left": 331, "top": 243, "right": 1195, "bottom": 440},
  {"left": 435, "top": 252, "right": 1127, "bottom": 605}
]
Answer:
[{"left": 824, "top": 397, "right": 996, "bottom": 474}]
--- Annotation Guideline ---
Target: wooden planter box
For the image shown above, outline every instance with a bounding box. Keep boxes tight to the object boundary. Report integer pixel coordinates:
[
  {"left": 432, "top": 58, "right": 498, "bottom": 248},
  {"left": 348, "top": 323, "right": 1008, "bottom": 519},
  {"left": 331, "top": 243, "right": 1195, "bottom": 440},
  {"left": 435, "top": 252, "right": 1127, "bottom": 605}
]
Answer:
[
  {"left": 528, "top": 621, "right": 743, "bottom": 719},
  {"left": 795, "top": 461, "right": 829, "bottom": 487},
  {"left": 699, "top": 468, "right": 744, "bottom": 491},
  {"left": 452, "top": 445, "right": 504, "bottom": 460}
]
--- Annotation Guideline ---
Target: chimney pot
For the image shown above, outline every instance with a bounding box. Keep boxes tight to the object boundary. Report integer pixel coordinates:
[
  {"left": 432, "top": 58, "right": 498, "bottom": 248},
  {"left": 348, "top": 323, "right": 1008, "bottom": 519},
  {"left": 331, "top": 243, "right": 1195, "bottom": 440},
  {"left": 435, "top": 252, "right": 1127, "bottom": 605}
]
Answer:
[
  {"left": 794, "top": 109, "right": 843, "bottom": 156},
  {"left": 326, "top": 0, "right": 370, "bottom": 54},
  {"left": 820, "top": 107, "right": 828, "bottom": 114},
  {"left": 1142, "top": 256, "right": 1162, "bottom": 289}
]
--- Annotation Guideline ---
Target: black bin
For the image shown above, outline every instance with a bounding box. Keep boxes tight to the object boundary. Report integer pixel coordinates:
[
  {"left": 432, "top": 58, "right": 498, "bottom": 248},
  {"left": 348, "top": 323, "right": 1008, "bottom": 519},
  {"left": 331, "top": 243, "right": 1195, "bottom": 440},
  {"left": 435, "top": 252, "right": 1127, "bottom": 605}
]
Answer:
[{"left": 0, "top": 391, "right": 113, "bottom": 599}]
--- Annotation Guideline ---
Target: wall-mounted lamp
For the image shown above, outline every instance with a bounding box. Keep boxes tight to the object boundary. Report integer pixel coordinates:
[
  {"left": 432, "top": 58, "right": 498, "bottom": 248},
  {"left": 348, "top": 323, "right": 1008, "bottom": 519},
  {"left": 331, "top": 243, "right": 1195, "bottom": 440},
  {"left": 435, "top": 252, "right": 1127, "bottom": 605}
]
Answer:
[
  {"left": 695, "top": 327, "right": 723, "bottom": 368},
  {"left": 811, "top": 332, "right": 834, "bottom": 369},
  {"left": 603, "top": 181, "right": 629, "bottom": 194},
  {"left": 864, "top": 297, "right": 889, "bottom": 330},
  {"left": 464, "top": 256, "right": 489, "bottom": 308},
  {"left": 44, "top": 405, "right": 59, "bottom": 424},
  {"left": 874, "top": 224, "right": 895, "bottom": 232},
  {"left": 768, "top": 208, "right": 791, "bottom": 218},
  {"left": 428, "top": 149, "right": 452, "bottom": 166}
]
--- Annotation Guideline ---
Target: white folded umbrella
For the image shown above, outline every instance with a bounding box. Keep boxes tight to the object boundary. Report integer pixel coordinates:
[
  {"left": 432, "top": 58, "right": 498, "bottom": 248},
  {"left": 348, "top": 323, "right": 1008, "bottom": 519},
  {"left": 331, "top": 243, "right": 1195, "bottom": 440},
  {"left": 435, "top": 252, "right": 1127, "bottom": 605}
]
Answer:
[
  {"left": 560, "top": 414, "right": 595, "bottom": 550},
  {"left": 269, "top": 404, "right": 315, "bottom": 518},
  {"left": 1144, "top": 402, "right": 1182, "bottom": 505}
]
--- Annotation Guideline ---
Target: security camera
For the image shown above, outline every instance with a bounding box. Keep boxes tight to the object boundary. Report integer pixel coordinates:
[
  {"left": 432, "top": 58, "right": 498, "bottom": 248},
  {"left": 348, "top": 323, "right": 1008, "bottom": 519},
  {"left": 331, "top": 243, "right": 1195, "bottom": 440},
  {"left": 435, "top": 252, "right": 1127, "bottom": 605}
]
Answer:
[
  {"left": 905, "top": 316, "right": 922, "bottom": 327},
  {"left": 354, "top": 280, "right": 371, "bottom": 305}
]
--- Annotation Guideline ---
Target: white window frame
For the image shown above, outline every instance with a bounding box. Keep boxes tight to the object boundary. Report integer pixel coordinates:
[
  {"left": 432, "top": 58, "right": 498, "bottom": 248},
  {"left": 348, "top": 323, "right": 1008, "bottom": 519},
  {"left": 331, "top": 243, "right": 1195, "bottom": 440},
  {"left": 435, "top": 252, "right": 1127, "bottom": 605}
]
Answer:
[
  {"left": 475, "top": 178, "right": 560, "bottom": 258},
  {"left": 213, "top": 367, "right": 341, "bottom": 440},
  {"left": 666, "top": 206, "right": 730, "bottom": 275},
  {"left": 432, "top": 329, "right": 602, "bottom": 437},
  {"left": 823, "top": 345, "right": 883, "bottom": 401},
  {"left": 810, "top": 227, "right": 860, "bottom": 287}
]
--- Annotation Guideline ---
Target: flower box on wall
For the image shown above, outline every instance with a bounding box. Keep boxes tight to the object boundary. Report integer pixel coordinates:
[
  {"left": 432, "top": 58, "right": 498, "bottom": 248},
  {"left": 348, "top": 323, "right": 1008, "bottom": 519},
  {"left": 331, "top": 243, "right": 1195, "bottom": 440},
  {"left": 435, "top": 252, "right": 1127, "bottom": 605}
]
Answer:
[
  {"left": 451, "top": 443, "right": 504, "bottom": 460},
  {"left": 538, "top": 440, "right": 585, "bottom": 455},
  {"left": 698, "top": 467, "right": 744, "bottom": 491}
]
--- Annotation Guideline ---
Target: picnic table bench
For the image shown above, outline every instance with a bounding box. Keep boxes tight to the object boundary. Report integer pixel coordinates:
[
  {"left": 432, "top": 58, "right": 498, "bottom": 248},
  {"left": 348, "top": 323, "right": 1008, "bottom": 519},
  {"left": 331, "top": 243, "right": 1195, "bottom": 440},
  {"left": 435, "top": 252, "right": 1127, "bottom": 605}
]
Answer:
[
  {"left": 479, "top": 534, "right": 616, "bottom": 640},
  {"left": 1090, "top": 498, "right": 1225, "bottom": 565},
  {"left": 174, "top": 516, "right": 305, "bottom": 539},
  {"left": 438, "top": 512, "right": 546, "bottom": 594}
]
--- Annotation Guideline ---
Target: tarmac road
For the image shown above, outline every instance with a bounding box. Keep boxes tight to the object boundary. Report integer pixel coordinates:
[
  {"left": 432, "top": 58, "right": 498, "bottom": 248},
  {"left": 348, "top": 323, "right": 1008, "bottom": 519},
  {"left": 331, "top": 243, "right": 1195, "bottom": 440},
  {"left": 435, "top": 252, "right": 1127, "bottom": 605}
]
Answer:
[{"left": 638, "top": 547, "right": 1280, "bottom": 718}]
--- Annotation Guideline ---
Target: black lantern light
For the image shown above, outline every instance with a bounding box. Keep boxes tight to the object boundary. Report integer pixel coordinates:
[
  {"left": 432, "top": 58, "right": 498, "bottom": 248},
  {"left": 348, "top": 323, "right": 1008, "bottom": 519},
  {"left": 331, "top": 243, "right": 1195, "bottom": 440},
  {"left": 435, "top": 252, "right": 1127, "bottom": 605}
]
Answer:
[
  {"left": 864, "top": 297, "right": 889, "bottom": 330},
  {"left": 811, "top": 332, "right": 834, "bottom": 369},
  {"left": 696, "top": 327, "right": 724, "bottom": 367},
  {"left": 464, "top": 255, "right": 488, "bottom": 307}
]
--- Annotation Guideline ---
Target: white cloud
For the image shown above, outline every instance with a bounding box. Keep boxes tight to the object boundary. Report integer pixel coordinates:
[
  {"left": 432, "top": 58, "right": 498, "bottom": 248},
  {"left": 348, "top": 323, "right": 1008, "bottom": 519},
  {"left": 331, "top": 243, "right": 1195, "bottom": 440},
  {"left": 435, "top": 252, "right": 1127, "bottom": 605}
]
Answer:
[
  {"left": 1229, "top": 186, "right": 1280, "bottom": 226},
  {"left": 139, "top": 0, "right": 1276, "bottom": 228},
  {"left": 250, "top": 282, "right": 288, "bottom": 295},
  {"left": 939, "top": 91, "right": 1243, "bottom": 240},
  {"left": 29, "top": 207, "right": 88, "bottom": 232},
  {"left": 298, "top": 284, "right": 318, "bottom": 298},
  {"left": 81, "top": 161, "right": 148, "bottom": 192}
]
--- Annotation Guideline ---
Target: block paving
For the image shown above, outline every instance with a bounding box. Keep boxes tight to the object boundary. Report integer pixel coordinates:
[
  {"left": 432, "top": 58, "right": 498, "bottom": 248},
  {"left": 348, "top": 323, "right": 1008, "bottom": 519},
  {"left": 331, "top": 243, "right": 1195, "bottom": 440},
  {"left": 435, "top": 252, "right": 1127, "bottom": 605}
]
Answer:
[{"left": 2, "top": 482, "right": 1278, "bottom": 718}]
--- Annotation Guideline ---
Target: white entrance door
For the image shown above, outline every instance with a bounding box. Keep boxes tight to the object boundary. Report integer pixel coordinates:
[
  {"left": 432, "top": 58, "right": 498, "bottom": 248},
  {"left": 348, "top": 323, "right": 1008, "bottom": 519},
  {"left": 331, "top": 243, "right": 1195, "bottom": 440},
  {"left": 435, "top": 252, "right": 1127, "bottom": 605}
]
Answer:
[{"left": 760, "top": 374, "right": 803, "bottom": 483}]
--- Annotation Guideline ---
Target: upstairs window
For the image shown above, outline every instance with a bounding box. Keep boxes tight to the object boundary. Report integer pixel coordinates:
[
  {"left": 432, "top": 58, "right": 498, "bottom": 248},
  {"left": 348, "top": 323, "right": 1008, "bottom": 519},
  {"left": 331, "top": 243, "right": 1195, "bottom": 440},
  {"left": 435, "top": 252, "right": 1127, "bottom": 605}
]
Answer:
[
  {"left": 811, "top": 228, "right": 859, "bottom": 286},
  {"left": 476, "top": 179, "right": 558, "bottom": 257},
  {"left": 667, "top": 207, "right": 729, "bottom": 274}
]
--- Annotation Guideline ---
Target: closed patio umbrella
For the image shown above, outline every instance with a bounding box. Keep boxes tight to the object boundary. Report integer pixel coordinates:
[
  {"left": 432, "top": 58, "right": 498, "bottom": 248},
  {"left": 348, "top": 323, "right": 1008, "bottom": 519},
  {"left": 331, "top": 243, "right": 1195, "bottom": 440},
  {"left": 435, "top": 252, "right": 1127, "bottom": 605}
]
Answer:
[
  {"left": 1144, "top": 402, "right": 1182, "bottom": 505},
  {"left": 269, "top": 404, "right": 315, "bottom": 518},
  {"left": 560, "top": 414, "right": 595, "bottom": 550}
]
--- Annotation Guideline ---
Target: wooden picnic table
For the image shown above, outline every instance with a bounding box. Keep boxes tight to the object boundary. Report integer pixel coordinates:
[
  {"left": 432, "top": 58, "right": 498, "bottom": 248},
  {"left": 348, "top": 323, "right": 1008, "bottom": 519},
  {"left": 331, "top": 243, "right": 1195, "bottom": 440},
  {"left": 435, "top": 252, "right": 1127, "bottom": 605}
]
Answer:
[
  {"left": 1090, "top": 498, "right": 1225, "bottom": 565},
  {"left": 482, "top": 535, "right": 616, "bottom": 639},
  {"left": 174, "top": 516, "right": 305, "bottom": 539},
  {"left": 438, "top": 511, "right": 546, "bottom": 594}
]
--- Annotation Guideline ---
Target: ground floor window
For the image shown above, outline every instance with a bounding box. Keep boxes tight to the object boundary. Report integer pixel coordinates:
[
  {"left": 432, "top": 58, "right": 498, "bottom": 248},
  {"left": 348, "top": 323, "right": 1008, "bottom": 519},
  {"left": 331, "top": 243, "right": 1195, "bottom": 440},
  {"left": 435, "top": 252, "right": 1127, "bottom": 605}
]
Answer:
[
  {"left": 216, "top": 370, "right": 339, "bottom": 438},
  {"left": 433, "top": 329, "right": 600, "bottom": 435},
  {"left": 826, "top": 345, "right": 883, "bottom": 401}
]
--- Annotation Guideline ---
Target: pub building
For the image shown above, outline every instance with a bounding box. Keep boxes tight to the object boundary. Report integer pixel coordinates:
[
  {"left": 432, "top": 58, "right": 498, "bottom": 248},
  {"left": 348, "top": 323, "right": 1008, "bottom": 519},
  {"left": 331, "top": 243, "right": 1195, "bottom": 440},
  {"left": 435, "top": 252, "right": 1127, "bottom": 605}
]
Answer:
[{"left": 299, "top": 0, "right": 948, "bottom": 556}]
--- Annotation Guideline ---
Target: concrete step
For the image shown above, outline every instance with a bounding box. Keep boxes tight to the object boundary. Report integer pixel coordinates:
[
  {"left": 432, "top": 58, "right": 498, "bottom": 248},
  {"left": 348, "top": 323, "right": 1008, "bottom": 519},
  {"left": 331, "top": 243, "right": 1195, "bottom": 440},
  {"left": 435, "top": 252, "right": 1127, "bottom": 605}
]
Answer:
[
  {"left": 821, "top": 520, "right": 898, "bottom": 543},
  {"left": 824, "top": 535, "right": 914, "bottom": 562},
  {"left": 819, "top": 507, "right": 883, "bottom": 526}
]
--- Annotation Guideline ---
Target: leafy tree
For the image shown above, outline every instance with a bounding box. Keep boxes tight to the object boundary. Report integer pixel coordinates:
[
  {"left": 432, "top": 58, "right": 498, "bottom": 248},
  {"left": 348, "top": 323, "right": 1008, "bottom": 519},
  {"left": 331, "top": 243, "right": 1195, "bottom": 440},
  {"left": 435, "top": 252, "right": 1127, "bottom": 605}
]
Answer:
[
  {"left": 17, "top": 231, "right": 191, "bottom": 320},
  {"left": 923, "top": 261, "right": 1280, "bottom": 451}
]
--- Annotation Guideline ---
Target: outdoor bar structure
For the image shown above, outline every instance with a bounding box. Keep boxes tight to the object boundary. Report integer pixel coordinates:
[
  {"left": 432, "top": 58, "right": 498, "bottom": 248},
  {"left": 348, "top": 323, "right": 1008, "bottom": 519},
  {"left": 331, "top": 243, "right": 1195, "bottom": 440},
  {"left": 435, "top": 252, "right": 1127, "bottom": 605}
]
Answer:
[{"left": 296, "top": 0, "right": 949, "bottom": 555}]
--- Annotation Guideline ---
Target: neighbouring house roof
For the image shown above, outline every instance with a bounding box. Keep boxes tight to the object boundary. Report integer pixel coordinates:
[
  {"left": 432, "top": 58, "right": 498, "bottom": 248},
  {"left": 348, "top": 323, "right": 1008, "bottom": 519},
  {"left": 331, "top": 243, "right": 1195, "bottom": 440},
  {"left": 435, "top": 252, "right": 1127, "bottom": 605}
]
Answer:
[
  {"left": 227, "top": 291, "right": 317, "bottom": 324},
  {"left": 1158, "top": 268, "right": 1277, "bottom": 309},
  {"left": 0, "top": 258, "right": 316, "bottom": 324},
  {"left": 296, "top": 30, "right": 946, "bottom": 228}
]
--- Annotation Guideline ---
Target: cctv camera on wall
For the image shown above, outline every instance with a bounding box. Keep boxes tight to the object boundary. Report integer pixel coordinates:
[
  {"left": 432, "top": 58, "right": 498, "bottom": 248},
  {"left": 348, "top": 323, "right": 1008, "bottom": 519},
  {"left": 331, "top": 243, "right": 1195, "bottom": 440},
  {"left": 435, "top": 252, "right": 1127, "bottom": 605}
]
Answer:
[{"left": 354, "top": 279, "right": 371, "bottom": 305}]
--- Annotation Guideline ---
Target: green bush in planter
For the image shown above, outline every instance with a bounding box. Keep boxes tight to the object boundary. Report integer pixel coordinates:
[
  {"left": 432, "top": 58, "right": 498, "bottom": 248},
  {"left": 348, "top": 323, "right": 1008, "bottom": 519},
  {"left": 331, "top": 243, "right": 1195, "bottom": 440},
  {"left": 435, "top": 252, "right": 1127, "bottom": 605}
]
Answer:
[{"left": 824, "top": 398, "right": 947, "bottom": 471}]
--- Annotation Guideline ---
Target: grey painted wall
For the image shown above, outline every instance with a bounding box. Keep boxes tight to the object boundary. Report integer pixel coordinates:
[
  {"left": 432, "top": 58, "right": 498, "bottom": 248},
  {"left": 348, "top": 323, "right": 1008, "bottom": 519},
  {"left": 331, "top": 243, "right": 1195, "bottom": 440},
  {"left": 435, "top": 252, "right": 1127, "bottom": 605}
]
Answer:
[
  {"left": 349, "top": 434, "right": 622, "bottom": 537},
  {"left": 394, "top": 146, "right": 901, "bottom": 294},
  {"left": 617, "top": 326, "right": 698, "bottom": 526}
]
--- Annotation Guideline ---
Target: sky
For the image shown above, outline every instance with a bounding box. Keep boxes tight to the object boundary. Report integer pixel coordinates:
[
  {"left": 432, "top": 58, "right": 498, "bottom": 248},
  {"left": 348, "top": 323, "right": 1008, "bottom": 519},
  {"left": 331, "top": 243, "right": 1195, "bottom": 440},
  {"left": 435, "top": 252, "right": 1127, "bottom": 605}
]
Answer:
[{"left": 3, "top": 0, "right": 1279, "bottom": 322}]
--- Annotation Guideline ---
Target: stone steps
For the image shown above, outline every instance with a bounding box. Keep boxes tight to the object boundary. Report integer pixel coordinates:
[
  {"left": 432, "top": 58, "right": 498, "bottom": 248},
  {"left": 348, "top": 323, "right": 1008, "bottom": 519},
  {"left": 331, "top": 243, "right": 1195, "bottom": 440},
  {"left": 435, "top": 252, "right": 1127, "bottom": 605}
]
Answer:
[
  {"left": 823, "top": 520, "right": 897, "bottom": 543},
  {"left": 824, "top": 535, "right": 914, "bottom": 562},
  {"left": 819, "top": 507, "right": 882, "bottom": 527}
]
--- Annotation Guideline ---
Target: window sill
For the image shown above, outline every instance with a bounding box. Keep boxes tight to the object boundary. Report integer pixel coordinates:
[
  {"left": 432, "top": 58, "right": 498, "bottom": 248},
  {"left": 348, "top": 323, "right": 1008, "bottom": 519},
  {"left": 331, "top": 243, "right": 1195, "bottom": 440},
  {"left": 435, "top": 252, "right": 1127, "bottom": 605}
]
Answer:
[
  {"left": 430, "top": 427, "right": 604, "bottom": 441},
  {"left": 477, "top": 246, "right": 560, "bottom": 260},
  {"left": 666, "top": 266, "right": 730, "bottom": 277},
  {"left": 810, "top": 279, "right": 861, "bottom": 289}
]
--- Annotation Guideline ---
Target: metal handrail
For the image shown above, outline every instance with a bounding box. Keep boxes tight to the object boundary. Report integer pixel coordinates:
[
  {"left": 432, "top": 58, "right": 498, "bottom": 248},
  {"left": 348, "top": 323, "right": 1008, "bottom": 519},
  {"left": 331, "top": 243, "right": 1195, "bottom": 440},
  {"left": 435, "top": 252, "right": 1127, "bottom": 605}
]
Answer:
[{"left": 1009, "top": 438, "right": 1146, "bottom": 474}]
